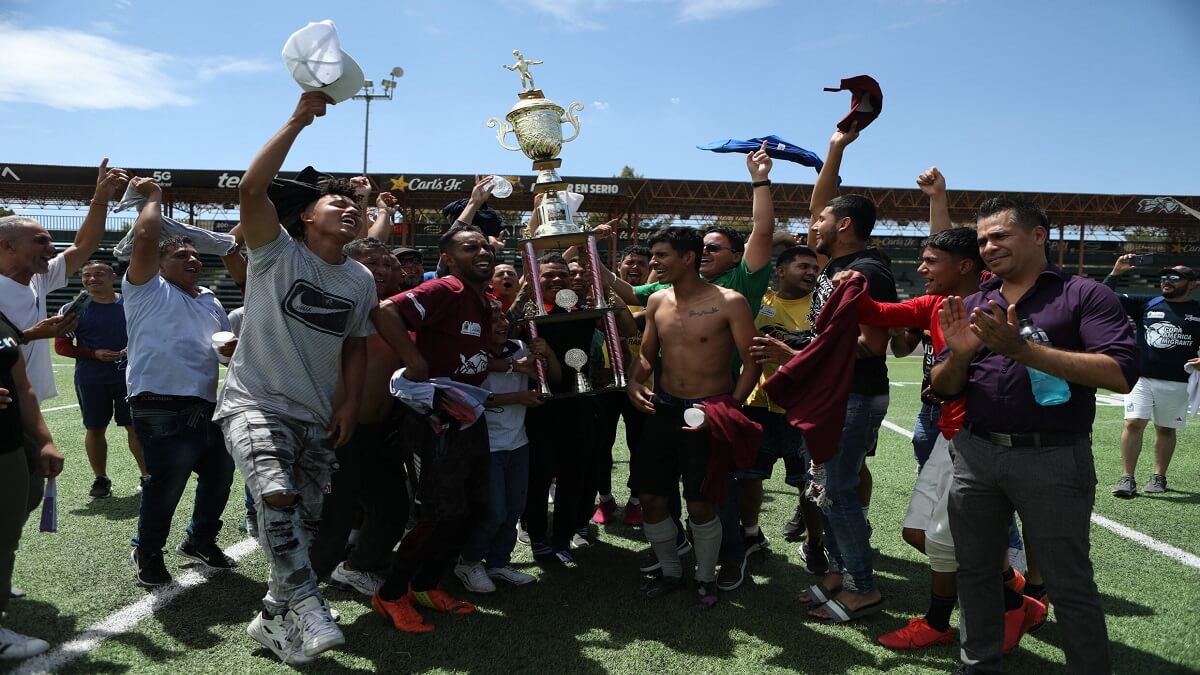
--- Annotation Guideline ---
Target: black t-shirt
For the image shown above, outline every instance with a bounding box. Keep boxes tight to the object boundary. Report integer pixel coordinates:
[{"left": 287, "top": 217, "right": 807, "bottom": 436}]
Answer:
[
  {"left": 809, "top": 247, "right": 898, "bottom": 395},
  {"left": 1115, "top": 293, "right": 1200, "bottom": 383},
  {"left": 0, "top": 313, "right": 24, "bottom": 454}
]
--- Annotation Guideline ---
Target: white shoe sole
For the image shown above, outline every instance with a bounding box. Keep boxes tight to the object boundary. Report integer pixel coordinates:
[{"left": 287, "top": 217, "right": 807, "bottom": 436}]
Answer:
[
  {"left": 300, "top": 631, "right": 345, "bottom": 658},
  {"left": 247, "top": 618, "right": 311, "bottom": 665},
  {"left": 454, "top": 568, "right": 496, "bottom": 594}
]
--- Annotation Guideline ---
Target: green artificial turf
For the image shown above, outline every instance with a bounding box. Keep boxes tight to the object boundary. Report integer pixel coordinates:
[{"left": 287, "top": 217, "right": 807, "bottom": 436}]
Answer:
[{"left": 2, "top": 356, "right": 1197, "bottom": 674}]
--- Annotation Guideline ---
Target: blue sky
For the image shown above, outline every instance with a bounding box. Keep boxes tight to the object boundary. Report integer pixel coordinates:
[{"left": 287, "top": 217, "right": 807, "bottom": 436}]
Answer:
[{"left": 1, "top": 0, "right": 1197, "bottom": 196}]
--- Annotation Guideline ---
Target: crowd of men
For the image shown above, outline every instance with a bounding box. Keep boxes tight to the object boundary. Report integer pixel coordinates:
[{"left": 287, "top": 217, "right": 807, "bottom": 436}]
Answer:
[{"left": 0, "top": 90, "right": 1197, "bottom": 674}]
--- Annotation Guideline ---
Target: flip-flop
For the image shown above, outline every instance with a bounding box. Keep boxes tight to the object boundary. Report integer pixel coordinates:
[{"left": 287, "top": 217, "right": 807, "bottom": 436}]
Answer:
[
  {"left": 810, "top": 596, "right": 885, "bottom": 623},
  {"left": 800, "top": 583, "right": 840, "bottom": 607}
]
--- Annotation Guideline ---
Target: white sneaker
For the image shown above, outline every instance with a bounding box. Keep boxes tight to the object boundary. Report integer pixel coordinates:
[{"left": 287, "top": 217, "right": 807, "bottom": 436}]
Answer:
[
  {"left": 0, "top": 626, "right": 50, "bottom": 660},
  {"left": 329, "top": 562, "right": 384, "bottom": 596},
  {"left": 486, "top": 566, "right": 536, "bottom": 586},
  {"left": 287, "top": 595, "right": 345, "bottom": 658},
  {"left": 454, "top": 560, "right": 497, "bottom": 594},
  {"left": 246, "top": 612, "right": 311, "bottom": 665}
]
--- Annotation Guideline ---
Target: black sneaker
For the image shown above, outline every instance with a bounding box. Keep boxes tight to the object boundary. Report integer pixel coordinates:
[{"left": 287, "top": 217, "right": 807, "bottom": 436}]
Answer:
[
  {"left": 177, "top": 541, "right": 237, "bottom": 569},
  {"left": 639, "top": 574, "right": 685, "bottom": 599},
  {"left": 782, "top": 504, "right": 806, "bottom": 542},
  {"left": 801, "top": 542, "right": 829, "bottom": 575},
  {"left": 131, "top": 548, "right": 172, "bottom": 587},
  {"left": 531, "top": 541, "right": 556, "bottom": 562},
  {"left": 89, "top": 475, "right": 112, "bottom": 498},
  {"left": 743, "top": 530, "right": 770, "bottom": 558},
  {"left": 695, "top": 580, "right": 719, "bottom": 609},
  {"left": 716, "top": 558, "right": 746, "bottom": 591}
]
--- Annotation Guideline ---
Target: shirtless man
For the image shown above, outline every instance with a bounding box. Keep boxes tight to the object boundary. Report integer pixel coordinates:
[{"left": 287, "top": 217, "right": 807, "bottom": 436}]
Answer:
[
  {"left": 309, "top": 238, "right": 410, "bottom": 595},
  {"left": 626, "top": 226, "right": 759, "bottom": 608}
]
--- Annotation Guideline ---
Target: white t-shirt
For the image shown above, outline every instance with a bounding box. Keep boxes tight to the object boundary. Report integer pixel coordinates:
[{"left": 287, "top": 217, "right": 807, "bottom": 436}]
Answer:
[
  {"left": 215, "top": 230, "right": 376, "bottom": 427},
  {"left": 482, "top": 341, "right": 531, "bottom": 452},
  {"left": 0, "top": 254, "right": 68, "bottom": 402},
  {"left": 122, "top": 273, "right": 231, "bottom": 401}
]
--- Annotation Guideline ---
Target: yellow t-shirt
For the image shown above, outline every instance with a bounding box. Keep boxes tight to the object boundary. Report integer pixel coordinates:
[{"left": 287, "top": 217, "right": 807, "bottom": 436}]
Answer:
[{"left": 745, "top": 290, "right": 812, "bottom": 413}]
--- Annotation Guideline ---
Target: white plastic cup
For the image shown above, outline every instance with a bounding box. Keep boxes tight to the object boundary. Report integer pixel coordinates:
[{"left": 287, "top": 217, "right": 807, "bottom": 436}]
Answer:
[
  {"left": 489, "top": 175, "right": 513, "bottom": 199},
  {"left": 211, "top": 331, "right": 236, "bottom": 365},
  {"left": 683, "top": 407, "right": 706, "bottom": 428}
]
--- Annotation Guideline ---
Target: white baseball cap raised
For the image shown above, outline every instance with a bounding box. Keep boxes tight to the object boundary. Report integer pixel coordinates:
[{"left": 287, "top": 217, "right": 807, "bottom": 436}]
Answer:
[{"left": 282, "top": 20, "right": 365, "bottom": 104}]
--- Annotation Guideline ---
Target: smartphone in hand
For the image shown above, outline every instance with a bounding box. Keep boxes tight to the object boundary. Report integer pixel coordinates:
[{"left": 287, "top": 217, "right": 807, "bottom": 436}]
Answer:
[{"left": 1130, "top": 254, "right": 1153, "bottom": 266}]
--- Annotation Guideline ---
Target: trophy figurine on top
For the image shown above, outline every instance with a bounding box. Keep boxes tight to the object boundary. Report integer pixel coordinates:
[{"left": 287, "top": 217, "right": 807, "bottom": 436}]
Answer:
[{"left": 486, "top": 51, "right": 626, "bottom": 397}]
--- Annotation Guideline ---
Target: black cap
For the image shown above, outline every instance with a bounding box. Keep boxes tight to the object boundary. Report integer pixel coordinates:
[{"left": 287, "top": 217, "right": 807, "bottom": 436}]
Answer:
[{"left": 1160, "top": 265, "right": 1197, "bottom": 280}]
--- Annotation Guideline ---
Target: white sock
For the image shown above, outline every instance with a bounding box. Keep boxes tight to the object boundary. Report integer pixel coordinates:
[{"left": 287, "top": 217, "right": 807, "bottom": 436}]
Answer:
[
  {"left": 691, "top": 517, "right": 722, "bottom": 583},
  {"left": 644, "top": 519, "right": 682, "bottom": 578}
]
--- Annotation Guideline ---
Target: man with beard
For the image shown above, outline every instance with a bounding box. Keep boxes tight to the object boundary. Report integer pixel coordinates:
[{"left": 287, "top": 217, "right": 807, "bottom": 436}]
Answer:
[
  {"left": 370, "top": 223, "right": 495, "bottom": 633},
  {"left": 932, "top": 197, "right": 1137, "bottom": 674},
  {"left": 1105, "top": 258, "right": 1200, "bottom": 497},
  {"left": 219, "top": 92, "right": 378, "bottom": 664},
  {"left": 491, "top": 263, "right": 520, "bottom": 311},
  {"left": 309, "top": 239, "right": 411, "bottom": 596},
  {"left": 741, "top": 245, "right": 826, "bottom": 582},
  {"left": 800, "top": 123, "right": 896, "bottom": 623},
  {"left": 627, "top": 226, "right": 759, "bottom": 608}
]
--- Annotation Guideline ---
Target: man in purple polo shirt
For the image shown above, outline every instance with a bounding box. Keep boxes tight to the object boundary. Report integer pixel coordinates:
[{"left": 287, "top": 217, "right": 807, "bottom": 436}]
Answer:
[{"left": 932, "top": 197, "right": 1137, "bottom": 675}]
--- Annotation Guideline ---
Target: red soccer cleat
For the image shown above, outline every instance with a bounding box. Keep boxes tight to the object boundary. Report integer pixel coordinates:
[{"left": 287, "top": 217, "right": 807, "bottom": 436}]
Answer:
[
  {"left": 372, "top": 593, "right": 434, "bottom": 634},
  {"left": 591, "top": 499, "right": 618, "bottom": 524},
  {"left": 878, "top": 617, "right": 954, "bottom": 650}
]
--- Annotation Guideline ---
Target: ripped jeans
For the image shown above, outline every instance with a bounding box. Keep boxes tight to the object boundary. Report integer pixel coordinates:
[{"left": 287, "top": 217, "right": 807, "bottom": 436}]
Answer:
[{"left": 220, "top": 409, "right": 337, "bottom": 616}]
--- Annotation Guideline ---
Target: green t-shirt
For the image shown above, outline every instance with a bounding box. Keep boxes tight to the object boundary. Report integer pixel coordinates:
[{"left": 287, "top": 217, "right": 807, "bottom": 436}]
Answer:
[
  {"left": 632, "top": 258, "right": 772, "bottom": 375},
  {"left": 633, "top": 258, "right": 772, "bottom": 316}
]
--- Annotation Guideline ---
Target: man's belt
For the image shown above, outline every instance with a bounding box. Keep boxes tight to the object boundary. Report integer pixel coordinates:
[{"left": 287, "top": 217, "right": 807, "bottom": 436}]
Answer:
[{"left": 965, "top": 424, "right": 1090, "bottom": 448}]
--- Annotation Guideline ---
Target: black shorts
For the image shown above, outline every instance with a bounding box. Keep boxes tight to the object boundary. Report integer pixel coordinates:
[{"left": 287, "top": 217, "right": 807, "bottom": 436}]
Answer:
[
  {"left": 633, "top": 394, "right": 712, "bottom": 502},
  {"left": 76, "top": 381, "right": 131, "bottom": 430}
]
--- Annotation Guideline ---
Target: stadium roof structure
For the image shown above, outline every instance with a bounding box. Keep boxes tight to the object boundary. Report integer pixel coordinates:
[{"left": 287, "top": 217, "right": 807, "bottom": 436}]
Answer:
[{"left": 3, "top": 162, "right": 1198, "bottom": 235}]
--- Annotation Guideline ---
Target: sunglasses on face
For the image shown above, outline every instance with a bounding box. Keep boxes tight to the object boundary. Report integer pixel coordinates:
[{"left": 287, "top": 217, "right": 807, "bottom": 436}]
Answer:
[
  {"left": 396, "top": 257, "right": 422, "bottom": 266},
  {"left": 703, "top": 243, "right": 735, "bottom": 253},
  {"left": 1161, "top": 275, "right": 1184, "bottom": 282}
]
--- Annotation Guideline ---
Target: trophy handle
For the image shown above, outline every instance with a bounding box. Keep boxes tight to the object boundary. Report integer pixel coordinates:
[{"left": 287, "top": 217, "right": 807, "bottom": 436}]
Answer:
[
  {"left": 487, "top": 116, "right": 521, "bottom": 152},
  {"left": 560, "top": 102, "right": 584, "bottom": 144}
]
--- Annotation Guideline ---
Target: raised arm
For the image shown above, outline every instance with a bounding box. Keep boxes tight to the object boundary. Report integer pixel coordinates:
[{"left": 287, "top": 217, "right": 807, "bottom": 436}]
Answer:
[
  {"left": 810, "top": 123, "right": 858, "bottom": 220},
  {"left": 64, "top": 159, "right": 129, "bottom": 276},
  {"left": 743, "top": 141, "right": 775, "bottom": 273},
  {"left": 366, "top": 192, "right": 399, "bottom": 242},
  {"left": 126, "top": 178, "right": 164, "bottom": 286},
  {"left": 371, "top": 301, "right": 429, "bottom": 382},
  {"left": 917, "top": 167, "right": 950, "bottom": 234},
  {"left": 238, "top": 92, "right": 334, "bottom": 249}
]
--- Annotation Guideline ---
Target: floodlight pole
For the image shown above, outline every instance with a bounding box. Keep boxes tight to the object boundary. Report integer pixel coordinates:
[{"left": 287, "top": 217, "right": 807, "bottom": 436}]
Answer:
[{"left": 352, "top": 69, "right": 402, "bottom": 176}]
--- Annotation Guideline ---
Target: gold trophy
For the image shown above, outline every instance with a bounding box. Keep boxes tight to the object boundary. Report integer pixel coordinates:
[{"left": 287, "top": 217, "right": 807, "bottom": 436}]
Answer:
[
  {"left": 487, "top": 50, "right": 583, "bottom": 238},
  {"left": 488, "top": 50, "right": 626, "bottom": 397}
]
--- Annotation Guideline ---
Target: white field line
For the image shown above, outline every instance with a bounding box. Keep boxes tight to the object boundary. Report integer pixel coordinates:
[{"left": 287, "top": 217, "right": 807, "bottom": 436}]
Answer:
[
  {"left": 880, "top": 419, "right": 1200, "bottom": 571},
  {"left": 13, "top": 537, "right": 259, "bottom": 675},
  {"left": 39, "top": 404, "right": 79, "bottom": 413}
]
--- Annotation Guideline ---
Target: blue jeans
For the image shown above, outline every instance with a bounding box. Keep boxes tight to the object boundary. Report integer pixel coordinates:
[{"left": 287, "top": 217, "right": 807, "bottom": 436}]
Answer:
[
  {"left": 130, "top": 399, "right": 234, "bottom": 552},
  {"left": 821, "top": 393, "right": 889, "bottom": 594},
  {"left": 912, "top": 402, "right": 942, "bottom": 471},
  {"left": 462, "top": 444, "right": 530, "bottom": 568}
]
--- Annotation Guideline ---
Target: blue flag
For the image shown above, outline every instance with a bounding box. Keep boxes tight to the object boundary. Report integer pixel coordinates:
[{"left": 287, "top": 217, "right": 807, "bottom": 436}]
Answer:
[{"left": 697, "top": 135, "right": 825, "bottom": 174}]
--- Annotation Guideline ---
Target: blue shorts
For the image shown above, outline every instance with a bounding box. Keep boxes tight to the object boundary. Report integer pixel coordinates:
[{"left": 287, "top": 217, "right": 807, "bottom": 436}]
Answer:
[
  {"left": 736, "top": 406, "right": 810, "bottom": 487},
  {"left": 76, "top": 381, "right": 132, "bottom": 430}
]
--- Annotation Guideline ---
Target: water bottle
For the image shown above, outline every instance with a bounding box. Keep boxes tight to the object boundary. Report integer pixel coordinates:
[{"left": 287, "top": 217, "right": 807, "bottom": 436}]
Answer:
[
  {"left": 1018, "top": 319, "right": 1071, "bottom": 406},
  {"left": 488, "top": 175, "right": 513, "bottom": 199}
]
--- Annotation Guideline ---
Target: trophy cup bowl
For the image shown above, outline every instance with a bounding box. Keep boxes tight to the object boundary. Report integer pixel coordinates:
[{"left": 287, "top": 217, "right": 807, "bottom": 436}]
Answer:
[
  {"left": 488, "top": 96, "right": 582, "bottom": 162},
  {"left": 564, "top": 348, "right": 591, "bottom": 394}
]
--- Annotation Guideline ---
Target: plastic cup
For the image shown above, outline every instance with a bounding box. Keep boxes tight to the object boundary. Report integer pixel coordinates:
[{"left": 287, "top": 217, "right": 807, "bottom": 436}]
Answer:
[
  {"left": 489, "top": 175, "right": 513, "bottom": 199},
  {"left": 211, "top": 331, "right": 235, "bottom": 365},
  {"left": 683, "top": 407, "right": 706, "bottom": 428}
]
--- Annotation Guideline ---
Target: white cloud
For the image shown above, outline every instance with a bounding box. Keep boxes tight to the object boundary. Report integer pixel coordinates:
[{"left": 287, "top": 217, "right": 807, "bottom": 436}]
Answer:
[
  {"left": 194, "top": 57, "right": 273, "bottom": 82},
  {"left": 0, "top": 22, "right": 273, "bottom": 110},
  {"left": 0, "top": 22, "right": 190, "bottom": 109},
  {"left": 678, "top": 0, "right": 774, "bottom": 21},
  {"left": 592, "top": 100, "right": 610, "bottom": 110},
  {"left": 114, "top": 0, "right": 132, "bottom": 9},
  {"left": 670, "top": 96, "right": 681, "bottom": 104}
]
